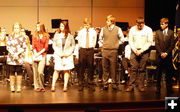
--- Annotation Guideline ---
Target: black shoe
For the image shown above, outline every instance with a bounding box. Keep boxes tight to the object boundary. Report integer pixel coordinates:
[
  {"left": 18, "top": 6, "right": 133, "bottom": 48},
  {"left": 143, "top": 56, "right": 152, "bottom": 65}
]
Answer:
[
  {"left": 103, "top": 85, "right": 108, "bottom": 90},
  {"left": 78, "top": 86, "right": 84, "bottom": 91},
  {"left": 112, "top": 84, "right": 118, "bottom": 90},
  {"left": 126, "top": 87, "right": 134, "bottom": 92}
]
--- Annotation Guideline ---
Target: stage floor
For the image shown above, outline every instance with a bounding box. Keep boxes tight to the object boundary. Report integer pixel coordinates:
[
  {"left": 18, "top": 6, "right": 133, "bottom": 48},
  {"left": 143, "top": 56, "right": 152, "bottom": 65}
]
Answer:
[{"left": 0, "top": 81, "right": 179, "bottom": 112}]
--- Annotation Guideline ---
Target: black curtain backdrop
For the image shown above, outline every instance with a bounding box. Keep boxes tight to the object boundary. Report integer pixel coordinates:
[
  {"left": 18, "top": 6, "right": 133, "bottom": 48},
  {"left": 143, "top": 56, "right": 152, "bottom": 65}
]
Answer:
[{"left": 145, "top": 0, "right": 178, "bottom": 31}]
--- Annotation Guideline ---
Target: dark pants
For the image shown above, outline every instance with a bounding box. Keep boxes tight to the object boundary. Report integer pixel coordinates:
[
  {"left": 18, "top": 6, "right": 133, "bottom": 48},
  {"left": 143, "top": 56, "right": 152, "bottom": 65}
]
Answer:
[
  {"left": 128, "top": 51, "right": 149, "bottom": 89},
  {"left": 23, "top": 62, "right": 33, "bottom": 84},
  {"left": 78, "top": 48, "right": 94, "bottom": 86},
  {"left": 156, "top": 56, "right": 173, "bottom": 92},
  {"left": 102, "top": 50, "right": 118, "bottom": 84},
  {"left": 9, "top": 65, "right": 23, "bottom": 76},
  {"left": 121, "top": 57, "right": 130, "bottom": 81}
]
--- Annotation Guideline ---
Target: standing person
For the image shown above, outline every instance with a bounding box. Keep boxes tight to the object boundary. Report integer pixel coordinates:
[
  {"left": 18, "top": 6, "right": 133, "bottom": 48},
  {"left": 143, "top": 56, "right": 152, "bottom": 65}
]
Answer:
[
  {"left": 32, "top": 22, "right": 49, "bottom": 92},
  {"left": 126, "top": 17, "right": 153, "bottom": 92},
  {"left": 155, "top": 18, "right": 174, "bottom": 94},
  {"left": 6, "top": 22, "right": 27, "bottom": 92},
  {"left": 77, "top": 18, "right": 97, "bottom": 91},
  {"left": 51, "top": 20, "right": 75, "bottom": 92},
  {"left": 99, "top": 15, "right": 124, "bottom": 90},
  {"left": 0, "top": 27, "right": 7, "bottom": 46},
  {"left": 21, "top": 28, "right": 33, "bottom": 86}
]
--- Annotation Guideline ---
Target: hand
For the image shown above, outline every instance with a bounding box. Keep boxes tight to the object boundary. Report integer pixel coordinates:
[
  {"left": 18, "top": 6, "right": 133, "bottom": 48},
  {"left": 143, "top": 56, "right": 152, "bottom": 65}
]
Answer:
[
  {"left": 34, "top": 53, "right": 40, "bottom": 58},
  {"left": 135, "top": 50, "right": 142, "bottom": 56},
  {"left": 161, "top": 53, "right": 167, "bottom": 59}
]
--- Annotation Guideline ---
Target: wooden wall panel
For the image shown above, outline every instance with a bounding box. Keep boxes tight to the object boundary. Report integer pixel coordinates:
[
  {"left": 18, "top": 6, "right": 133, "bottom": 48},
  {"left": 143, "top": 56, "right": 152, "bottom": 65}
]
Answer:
[{"left": 0, "top": 0, "right": 144, "bottom": 34}]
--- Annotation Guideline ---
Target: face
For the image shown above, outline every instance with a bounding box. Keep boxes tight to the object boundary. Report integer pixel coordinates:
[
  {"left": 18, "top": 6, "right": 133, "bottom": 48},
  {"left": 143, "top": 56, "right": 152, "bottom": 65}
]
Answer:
[
  {"left": 84, "top": 23, "right": 91, "bottom": 30},
  {"left": 60, "top": 23, "right": 65, "bottom": 32},
  {"left": 136, "top": 22, "right": 144, "bottom": 30},
  {"left": 36, "top": 24, "right": 40, "bottom": 31},
  {"left": 14, "top": 24, "right": 20, "bottom": 34},
  {"left": 106, "top": 20, "right": 113, "bottom": 26},
  {"left": 160, "top": 22, "right": 168, "bottom": 30}
]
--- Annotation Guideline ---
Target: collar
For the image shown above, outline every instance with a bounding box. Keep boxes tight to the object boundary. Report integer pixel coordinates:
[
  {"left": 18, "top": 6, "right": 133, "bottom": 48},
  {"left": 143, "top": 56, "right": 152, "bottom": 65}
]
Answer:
[
  {"left": 108, "top": 25, "right": 114, "bottom": 30},
  {"left": 163, "top": 28, "right": 168, "bottom": 34}
]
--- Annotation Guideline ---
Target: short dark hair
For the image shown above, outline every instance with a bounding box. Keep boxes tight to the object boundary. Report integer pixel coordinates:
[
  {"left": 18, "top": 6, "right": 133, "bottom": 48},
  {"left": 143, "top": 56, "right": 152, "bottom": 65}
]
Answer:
[
  {"left": 160, "top": 18, "right": 169, "bottom": 25},
  {"left": 136, "top": 17, "right": 144, "bottom": 24}
]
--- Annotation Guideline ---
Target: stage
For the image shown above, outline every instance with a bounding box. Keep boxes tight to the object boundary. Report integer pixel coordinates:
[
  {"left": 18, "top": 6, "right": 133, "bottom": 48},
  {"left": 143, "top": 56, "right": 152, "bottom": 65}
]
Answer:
[{"left": 0, "top": 81, "right": 179, "bottom": 112}]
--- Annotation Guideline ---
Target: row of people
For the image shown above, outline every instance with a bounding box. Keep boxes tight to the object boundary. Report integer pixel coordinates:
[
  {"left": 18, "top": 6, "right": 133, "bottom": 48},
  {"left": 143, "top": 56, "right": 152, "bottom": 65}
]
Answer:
[{"left": 0, "top": 15, "right": 175, "bottom": 94}]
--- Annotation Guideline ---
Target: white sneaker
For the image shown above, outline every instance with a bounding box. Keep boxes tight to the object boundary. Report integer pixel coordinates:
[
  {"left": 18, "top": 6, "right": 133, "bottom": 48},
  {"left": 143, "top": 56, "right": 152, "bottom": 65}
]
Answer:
[
  {"left": 108, "top": 78, "right": 112, "bottom": 83},
  {"left": 121, "top": 80, "right": 125, "bottom": 84},
  {"left": 125, "top": 70, "right": 128, "bottom": 74}
]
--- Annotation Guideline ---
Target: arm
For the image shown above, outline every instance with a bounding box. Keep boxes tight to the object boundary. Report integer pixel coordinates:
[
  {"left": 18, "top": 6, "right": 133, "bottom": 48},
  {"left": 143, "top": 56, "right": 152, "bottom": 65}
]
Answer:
[
  {"left": 6, "top": 36, "right": 14, "bottom": 55},
  {"left": 166, "top": 31, "right": 174, "bottom": 55},
  {"left": 37, "top": 35, "right": 49, "bottom": 56},
  {"left": 98, "top": 28, "right": 103, "bottom": 47},
  {"left": 93, "top": 30, "right": 97, "bottom": 47},
  {"left": 118, "top": 27, "right": 125, "bottom": 44},
  {"left": 128, "top": 28, "right": 137, "bottom": 54},
  {"left": 64, "top": 35, "right": 76, "bottom": 57},
  {"left": 155, "top": 31, "right": 163, "bottom": 55},
  {"left": 52, "top": 33, "right": 63, "bottom": 56}
]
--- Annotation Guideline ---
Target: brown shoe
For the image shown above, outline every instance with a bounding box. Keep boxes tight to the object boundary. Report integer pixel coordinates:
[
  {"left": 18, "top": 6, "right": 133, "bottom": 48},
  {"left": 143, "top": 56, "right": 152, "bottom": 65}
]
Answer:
[
  {"left": 139, "top": 88, "right": 145, "bottom": 92},
  {"left": 126, "top": 87, "right": 134, "bottom": 92}
]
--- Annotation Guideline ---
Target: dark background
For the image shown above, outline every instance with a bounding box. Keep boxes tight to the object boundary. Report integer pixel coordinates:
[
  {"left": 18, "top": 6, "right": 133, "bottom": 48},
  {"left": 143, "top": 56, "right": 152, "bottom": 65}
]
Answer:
[{"left": 145, "top": 0, "right": 178, "bottom": 31}]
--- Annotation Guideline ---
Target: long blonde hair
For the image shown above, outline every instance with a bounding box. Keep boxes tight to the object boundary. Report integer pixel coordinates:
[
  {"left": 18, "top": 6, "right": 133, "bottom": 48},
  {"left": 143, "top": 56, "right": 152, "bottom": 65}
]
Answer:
[{"left": 12, "top": 22, "right": 22, "bottom": 39}]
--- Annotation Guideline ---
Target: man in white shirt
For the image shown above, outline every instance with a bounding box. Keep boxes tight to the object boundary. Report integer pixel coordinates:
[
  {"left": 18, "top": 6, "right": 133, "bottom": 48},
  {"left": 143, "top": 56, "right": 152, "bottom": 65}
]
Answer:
[
  {"left": 126, "top": 17, "right": 153, "bottom": 92},
  {"left": 99, "top": 15, "right": 124, "bottom": 90},
  {"left": 76, "top": 18, "right": 97, "bottom": 91}
]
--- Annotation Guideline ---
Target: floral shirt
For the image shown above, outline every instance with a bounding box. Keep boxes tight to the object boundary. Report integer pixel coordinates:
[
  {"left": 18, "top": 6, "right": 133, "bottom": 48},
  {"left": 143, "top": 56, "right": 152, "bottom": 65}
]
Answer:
[{"left": 6, "top": 35, "right": 27, "bottom": 65}]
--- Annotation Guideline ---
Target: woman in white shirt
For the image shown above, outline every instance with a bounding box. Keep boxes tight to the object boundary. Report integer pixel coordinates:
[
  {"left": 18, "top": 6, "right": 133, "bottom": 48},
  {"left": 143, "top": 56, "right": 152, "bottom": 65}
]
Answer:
[{"left": 51, "top": 20, "right": 75, "bottom": 92}]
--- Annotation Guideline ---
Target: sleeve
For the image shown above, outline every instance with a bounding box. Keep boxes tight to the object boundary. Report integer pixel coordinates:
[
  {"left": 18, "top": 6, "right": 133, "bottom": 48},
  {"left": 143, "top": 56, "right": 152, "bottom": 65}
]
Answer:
[
  {"left": 128, "top": 28, "right": 137, "bottom": 53},
  {"left": 52, "top": 33, "right": 62, "bottom": 56},
  {"left": 98, "top": 28, "right": 104, "bottom": 47},
  {"left": 64, "top": 35, "right": 75, "bottom": 57},
  {"left": 22, "top": 37, "right": 27, "bottom": 53},
  {"left": 166, "top": 31, "right": 174, "bottom": 55},
  {"left": 118, "top": 27, "right": 125, "bottom": 45},
  {"left": 6, "top": 36, "right": 14, "bottom": 55},
  {"left": 44, "top": 35, "right": 49, "bottom": 52},
  {"left": 93, "top": 30, "right": 97, "bottom": 47},
  {"left": 32, "top": 35, "right": 36, "bottom": 52},
  {"left": 155, "top": 31, "right": 163, "bottom": 55}
]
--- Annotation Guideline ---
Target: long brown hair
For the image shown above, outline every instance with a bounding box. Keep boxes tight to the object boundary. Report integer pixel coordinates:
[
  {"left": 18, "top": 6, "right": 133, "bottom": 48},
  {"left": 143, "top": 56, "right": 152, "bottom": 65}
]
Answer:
[
  {"left": 57, "top": 20, "right": 71, "bottom": 38},
  {"left": 34, "top": 22, "right": 49, "bottom": 37}
]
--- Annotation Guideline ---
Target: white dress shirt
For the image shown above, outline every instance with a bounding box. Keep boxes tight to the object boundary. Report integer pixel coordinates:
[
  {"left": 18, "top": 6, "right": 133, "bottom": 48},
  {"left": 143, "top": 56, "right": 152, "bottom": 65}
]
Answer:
[{"left": 77, "top": 28, "right": 97, "bottom": 48}]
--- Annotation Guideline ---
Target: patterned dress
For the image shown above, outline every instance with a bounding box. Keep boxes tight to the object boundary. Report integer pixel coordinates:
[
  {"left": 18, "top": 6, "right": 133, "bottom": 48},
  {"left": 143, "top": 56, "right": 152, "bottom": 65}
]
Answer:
[{"left": 6, "top": 35, "right": 27, "bottom": 65}]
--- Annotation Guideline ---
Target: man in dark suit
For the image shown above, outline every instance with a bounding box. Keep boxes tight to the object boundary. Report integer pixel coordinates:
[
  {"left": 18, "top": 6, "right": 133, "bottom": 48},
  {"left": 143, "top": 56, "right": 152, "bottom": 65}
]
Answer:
[{"left": 155, "top": 18, "right": 174, "bottom": 94}]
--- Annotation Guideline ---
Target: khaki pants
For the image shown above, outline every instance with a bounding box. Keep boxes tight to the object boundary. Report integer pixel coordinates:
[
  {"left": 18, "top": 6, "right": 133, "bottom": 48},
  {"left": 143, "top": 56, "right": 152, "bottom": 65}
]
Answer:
[{"left": 33, "top": 56, "right": 46, "bottom": 90}]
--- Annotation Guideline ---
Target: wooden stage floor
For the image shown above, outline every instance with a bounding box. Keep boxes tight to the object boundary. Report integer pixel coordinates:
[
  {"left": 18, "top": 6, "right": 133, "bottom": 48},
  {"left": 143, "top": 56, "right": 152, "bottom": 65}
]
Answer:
[{"left": 0, "top": 81, "right": 179, "bottom": 112}]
